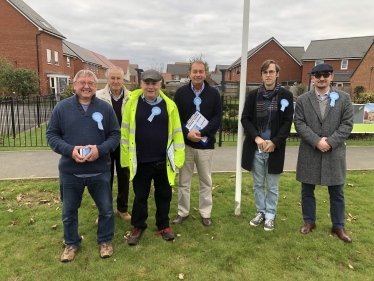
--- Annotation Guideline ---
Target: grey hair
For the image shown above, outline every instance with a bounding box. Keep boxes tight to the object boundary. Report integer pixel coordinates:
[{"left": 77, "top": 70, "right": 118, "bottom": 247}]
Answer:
[
  {"left": 105, "top": 66, "right": 125, "bottom": 79},
  {"left": 73, "top": 69, "right": 98, "bottom": 83}
]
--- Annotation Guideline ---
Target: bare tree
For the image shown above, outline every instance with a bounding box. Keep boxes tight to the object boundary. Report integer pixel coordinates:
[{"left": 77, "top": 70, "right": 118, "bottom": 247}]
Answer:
[{"left": 148, "top": 59, "right": 165, "bottom": 73}]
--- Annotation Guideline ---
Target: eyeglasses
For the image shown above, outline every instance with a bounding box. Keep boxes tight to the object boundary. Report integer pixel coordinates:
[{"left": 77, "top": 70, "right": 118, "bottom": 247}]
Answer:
[
  {"left": 313, "top": 73, "right": 331, "bottom": 79},
  {"left": 76, "top": 81, "right": 96, "bottom": 87},
  {"left": 262, "top": 70, "right": 276, "bottom": 75}
]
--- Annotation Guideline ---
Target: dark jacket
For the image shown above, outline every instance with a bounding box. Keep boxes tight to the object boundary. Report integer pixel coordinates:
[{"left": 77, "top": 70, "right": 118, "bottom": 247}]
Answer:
[
  {"left": 174, "top": 80, "right": 222, "bottom": 149},
  {"left": 241, "top": 87, "right": 294, "bottom": 174},
  {"left": 46, "top": 94, "right": 120, "bottom": 174}
]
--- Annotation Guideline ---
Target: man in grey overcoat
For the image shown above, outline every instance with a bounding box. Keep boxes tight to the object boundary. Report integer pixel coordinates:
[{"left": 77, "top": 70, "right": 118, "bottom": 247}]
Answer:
[{"left": 294, "top": 63, "right": 354, "bottom": 243}]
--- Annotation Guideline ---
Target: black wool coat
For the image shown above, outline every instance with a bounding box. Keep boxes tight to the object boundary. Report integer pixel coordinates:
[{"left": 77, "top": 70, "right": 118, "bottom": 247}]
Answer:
[{"left": 241, "top": 87, "right": 294, "bottom": 174}]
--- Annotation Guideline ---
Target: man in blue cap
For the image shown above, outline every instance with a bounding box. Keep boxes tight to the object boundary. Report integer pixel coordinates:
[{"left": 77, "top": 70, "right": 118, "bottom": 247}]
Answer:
[{"left": 294, "top": 63, "right": 354, "bottom": 242}]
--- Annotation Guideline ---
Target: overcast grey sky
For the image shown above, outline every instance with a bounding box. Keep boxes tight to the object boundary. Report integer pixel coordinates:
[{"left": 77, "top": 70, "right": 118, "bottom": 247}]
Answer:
[{"left": 23, "top": 0, "right": 374, "bottom": 71}]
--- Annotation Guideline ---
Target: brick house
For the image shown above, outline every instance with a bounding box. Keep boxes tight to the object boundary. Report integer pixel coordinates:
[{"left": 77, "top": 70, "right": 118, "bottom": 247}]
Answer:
[
  {"left": 301, "top": 36, "right": 374, "bottom": 89},
  {"left": 166, "top": 63, "right": 190, "bottom": 81},
  {"left": 0, "top": 0, "right": 137, "bottom": 96},
  {"left": 109, "top": 60, "right": 131, "bottom": 82},
  {"left": 351, "top": 41, "right": 374, "bottom": 94},
  {"left": 0, "top": 0, "right": 73, "bottom": 95},
  {"left": 226, "top": 37, "right": 304, "bottom": 85}
]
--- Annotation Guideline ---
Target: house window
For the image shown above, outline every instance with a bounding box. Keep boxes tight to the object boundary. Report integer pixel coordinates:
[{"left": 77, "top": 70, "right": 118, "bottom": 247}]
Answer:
[
  {"left": 341, "top": 60, "right": 348, "bottom": 70},
  {"left": 67, "top": 57, "right": 70, "bottom": 67},
  {"left": 54, "top": 51, "right": 59, "bottom": 66},
  {"left": 315, "top": 60, "right": 324, "bottom": 65},
  {"left": 47, "top": 49, "right": 52, "bottom": 64},
  {"left": 336, "top": 83, "right": 343, "bottom": 87},
  {"left": 174, "top": 75, "right": 179, "bottom": 80}
]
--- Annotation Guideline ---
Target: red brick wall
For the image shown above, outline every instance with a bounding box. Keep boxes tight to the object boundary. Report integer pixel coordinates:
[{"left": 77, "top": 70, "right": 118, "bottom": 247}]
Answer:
[
  {"left": 302, "top": 59, "right": 361, "bottom": 86},
  {"left": 226, "top": 40, "right": 302, "bottom": 84},
  {"left": 0, "top": 1, "right": 38, "bottom": 70},
  {"left": 0, "top": 1, "right": 74, "bottom": 95},
  {"left": 351, "top": 44, "right": 374, "bottom": 94}
]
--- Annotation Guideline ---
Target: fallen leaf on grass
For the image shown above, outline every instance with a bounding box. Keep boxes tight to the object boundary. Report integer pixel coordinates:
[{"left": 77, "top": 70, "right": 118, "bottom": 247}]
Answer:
[
  {"left": 51, "top": 224, "right": 58, "bottom": 229},
  {"left": 230, "top": 175, "right": 235, "bottom": 178},
  {"left": 56, "top": 207, "right": 59, "bottom": 210},
  {"left": 39, "top": 199, "right": 50, "bottom": 204},
  {"left": 356, "top": 250, "right": 361, "bottom": 254},
  {"left": 7, "top": 208, "right": 13, "bottom": 213},
  {"left": 347, "top": 183, "right": 354, "bottom": 187},
  {"left": 178, "top": 273, "right": 185, "bottom": 280},
  {"left": 92, "top": 204, "right": 97, "bottom": 208},
  {"left": 281, "top": 219, "right": 286, "bottom": 221},
  {"left": 29, "top": 218, "right": 35, "bottom": 224},
  {"left": 283, "top": 196, "right": 287, "bottom": 199},
  {"left": 348, "top": 264, "right": 354, "bottom": 270},
  {"left": 193, "top": 207, "right": 198, "bottom": 211},
  {"left": 123, "top": 231, "right": 130, "bottom": 239},
  {"left": 192, "top": 215, "right": 196, "bottom": 219},
  {"left": 114, "top": 259, "right": 117, "bottom": 262},
  {"left": 0, "top": 196, "right": 4, "bottom": 200},
  {"left": 16, "top": 194, "right": 24, "bottom": 202},
  {"left": 177, "top": 234, "right": 182, "bottom": 237},
  {"left": 297, "top": 256, "right": 300, "bottom": 260},
  {"left": 10, "top": 221, "right": 17, "bottom": 226}
]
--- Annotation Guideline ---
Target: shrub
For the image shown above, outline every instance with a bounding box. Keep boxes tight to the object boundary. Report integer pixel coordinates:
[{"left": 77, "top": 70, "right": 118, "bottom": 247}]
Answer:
[
  {"left": 355, "top": 92, "right": 374, "bottom": 103},
  {"left": 222, "top": 118, "right": 238, "bottom": 133},
  {"left": 60, "top": 85, "right": 75, "bottom": 100},
  {"left": 354, "top": 85, "right": 365, "bottom": 98},
  {"left": 295, "top": 84, "right": 306, "bottom": 96}
]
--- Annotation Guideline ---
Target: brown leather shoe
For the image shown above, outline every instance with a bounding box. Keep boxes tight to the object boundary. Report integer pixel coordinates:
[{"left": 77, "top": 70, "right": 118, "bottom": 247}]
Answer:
[
  {"left": 201, "top": 217, "right": 212, "bottom": 226},
  {"left": 300, "top": 223, "right": 316, "bottom": 234},
  {"left": 172, "top": 215, "right": 189, "bottom": 224},
  {"left": 331, "top": 228, "right": 352, "bottom": 243}
]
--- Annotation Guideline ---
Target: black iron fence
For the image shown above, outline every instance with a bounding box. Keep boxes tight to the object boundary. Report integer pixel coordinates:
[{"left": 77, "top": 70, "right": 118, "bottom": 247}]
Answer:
[
  {"left": 0, "top": 94, "right": 372, "bottom": 147},
  {"left": 0, "top": 94, "right": 56, "bottom": 147}
]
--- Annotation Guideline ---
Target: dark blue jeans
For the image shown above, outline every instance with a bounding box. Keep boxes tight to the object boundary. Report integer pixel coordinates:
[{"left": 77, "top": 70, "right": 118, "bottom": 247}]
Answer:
[
  {"left": 301, "top": 183, "right": 345, "bottom": 229},
  {"left": 59, "top": 171, "right": 114, "bottom": 247}
]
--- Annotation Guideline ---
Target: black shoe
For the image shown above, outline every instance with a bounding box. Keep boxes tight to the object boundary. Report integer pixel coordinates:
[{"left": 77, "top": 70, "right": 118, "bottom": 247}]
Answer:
[{"left": 127, "top": 228, "right": 143, "bottom": 246}]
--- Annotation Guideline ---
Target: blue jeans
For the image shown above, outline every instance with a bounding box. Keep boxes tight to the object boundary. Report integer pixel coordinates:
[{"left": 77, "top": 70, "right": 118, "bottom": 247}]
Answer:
[
  {"left": 251, "top": 150, "right": 280, "bottom": 220},
  {"left": 59, "top": 171, "right": 114, "bottom": 247},
  {"left": 301, "top": 183, "right": 345, "bottom": 229}
]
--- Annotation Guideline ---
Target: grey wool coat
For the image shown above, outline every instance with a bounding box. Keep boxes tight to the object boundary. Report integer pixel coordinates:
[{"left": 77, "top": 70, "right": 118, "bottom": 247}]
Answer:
[{"left": 294, "top": 88, "right": 354, "bottom": 186}]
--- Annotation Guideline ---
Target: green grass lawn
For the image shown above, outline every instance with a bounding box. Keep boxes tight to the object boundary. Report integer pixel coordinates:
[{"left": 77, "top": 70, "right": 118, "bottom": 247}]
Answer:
[{"left": 1, "top": 171, "right": 373, "bottom": 281}]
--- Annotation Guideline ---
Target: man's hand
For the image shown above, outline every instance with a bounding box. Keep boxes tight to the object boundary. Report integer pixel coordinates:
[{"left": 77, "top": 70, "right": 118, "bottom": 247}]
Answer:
[
  {"left": 316, "top": 137, "right": 331, "bottom": 153},
  {"left": 72, "top": 146, "right": 85, "bottom": 163},
  {"left": 187, "top": 130, "right": 203, "bottom": 142},
  {"left": 263, "top": 140, "right": 276, "bottom": 153},
  {"left": 255, "top": 136, "right": 267, "bottom": 151},
  {"left": 85, "top": 145, "right": 99, "bottom": 162}
]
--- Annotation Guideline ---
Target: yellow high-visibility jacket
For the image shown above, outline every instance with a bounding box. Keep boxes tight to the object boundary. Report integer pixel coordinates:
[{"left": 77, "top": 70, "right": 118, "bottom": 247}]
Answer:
[{"left": 120, "top": 89, "right": 185, "bottom": 186}]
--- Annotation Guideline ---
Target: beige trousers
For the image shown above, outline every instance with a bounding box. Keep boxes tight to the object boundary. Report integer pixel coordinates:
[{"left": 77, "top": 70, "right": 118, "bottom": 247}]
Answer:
[{"left": 177, "top": 145, "right": 214, "bottom": 218}]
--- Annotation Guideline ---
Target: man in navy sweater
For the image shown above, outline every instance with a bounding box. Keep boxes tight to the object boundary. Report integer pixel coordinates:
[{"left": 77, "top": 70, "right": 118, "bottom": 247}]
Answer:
[
  {"left": 46, "top": 70, "right": 120, "bottom": 262},
  {"left": 173, "top": 60, "right": 222, "bottom": 226}
]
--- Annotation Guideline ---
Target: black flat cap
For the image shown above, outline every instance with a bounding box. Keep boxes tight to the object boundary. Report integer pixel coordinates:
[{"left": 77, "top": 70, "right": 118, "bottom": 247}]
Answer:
[{"left": 311, "top": 63, "right": 333, "bottom": 74}]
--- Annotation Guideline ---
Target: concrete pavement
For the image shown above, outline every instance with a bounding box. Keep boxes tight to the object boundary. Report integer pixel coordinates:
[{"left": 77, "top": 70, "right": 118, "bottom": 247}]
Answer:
[{"left": 0, "top": 146, "right": 373, "bottom": 180}]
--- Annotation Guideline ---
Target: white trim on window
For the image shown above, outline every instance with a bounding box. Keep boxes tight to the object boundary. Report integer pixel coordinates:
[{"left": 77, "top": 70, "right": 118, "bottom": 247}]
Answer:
[
  {"left": 54, "top": 51, "right": 59, "bottom": 66},
  {"left": 341, "top": 59, "right": 348, "bottom": 70},
  {"left": 315, "top": 60, "right": 324, "bottom": 66},
  {"left": 336, "top": 82, "right": 343, "bottom": 87},
  {"left": 67, "top": 57, "right": 70, "bottom": 67},
  {"left": 47, "top": 49, "right": 52, "bottom": 64}
]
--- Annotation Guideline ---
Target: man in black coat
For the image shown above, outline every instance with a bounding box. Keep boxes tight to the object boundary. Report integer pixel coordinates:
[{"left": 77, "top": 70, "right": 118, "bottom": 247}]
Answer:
[{"left": 241, "top": 60, "right": 294, "bottom": 231}]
